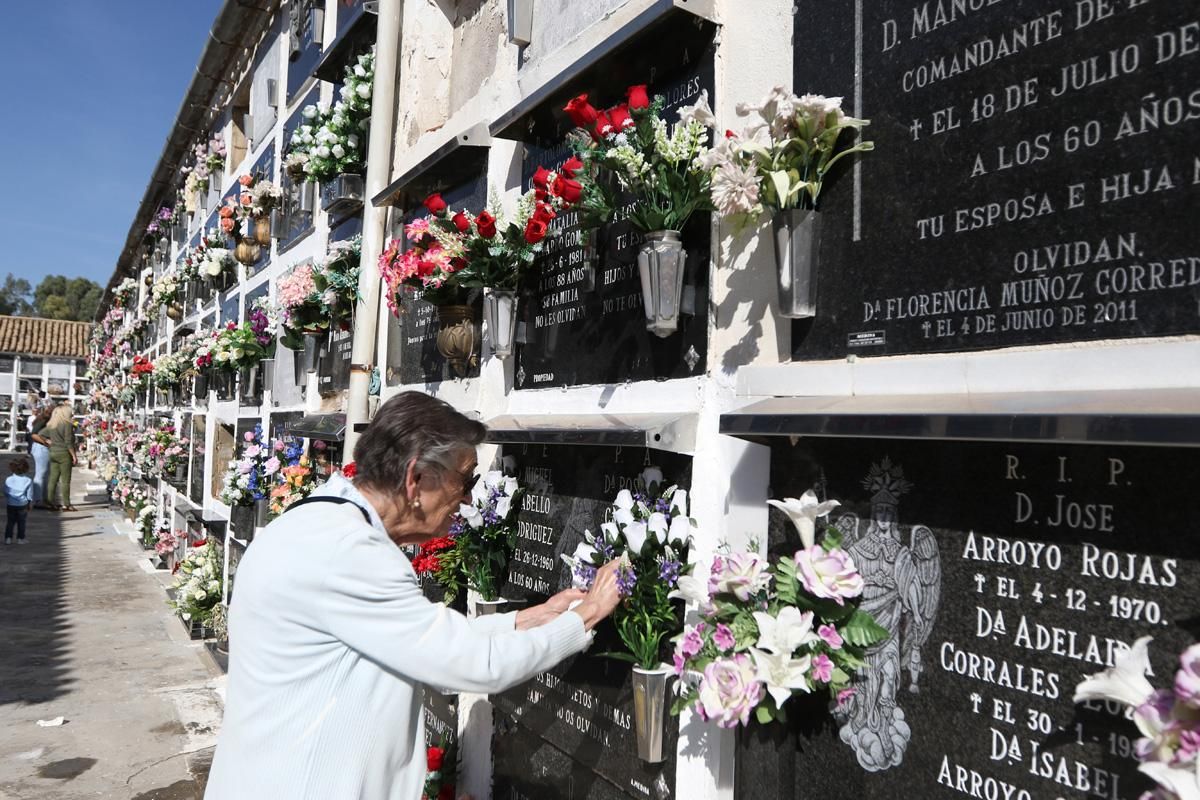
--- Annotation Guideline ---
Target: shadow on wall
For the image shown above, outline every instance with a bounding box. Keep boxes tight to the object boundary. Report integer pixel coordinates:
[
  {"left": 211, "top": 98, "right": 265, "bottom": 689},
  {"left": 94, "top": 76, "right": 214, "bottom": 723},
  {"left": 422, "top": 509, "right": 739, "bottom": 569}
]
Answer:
[{"left": 0, "top": 454, "right": 75, "bottom": 708}]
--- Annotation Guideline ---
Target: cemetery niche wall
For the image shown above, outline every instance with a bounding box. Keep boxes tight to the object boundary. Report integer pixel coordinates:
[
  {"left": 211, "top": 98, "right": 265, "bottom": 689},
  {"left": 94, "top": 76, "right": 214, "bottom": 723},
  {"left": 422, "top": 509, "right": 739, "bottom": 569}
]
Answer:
[
  {"left": 491, "top": 443, "right": 692, "bottom": 800},
  {"left": 393, "top": 175, "right": 488, "bottom": 385},
  {"left": 495, "top": 9, "right": 717, "bottom": 389},
  {"left": 790, "top": 1, "right": 1200, "bottom": 359},
  {"left": 734, "top": 436, "right": 1198, "bottom": 800}
]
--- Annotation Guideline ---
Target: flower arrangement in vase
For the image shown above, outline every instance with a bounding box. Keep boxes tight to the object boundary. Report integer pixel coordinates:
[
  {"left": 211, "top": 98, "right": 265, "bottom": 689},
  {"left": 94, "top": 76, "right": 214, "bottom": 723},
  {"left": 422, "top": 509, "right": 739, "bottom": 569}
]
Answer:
[
  {"left": 267, "top": 439, "right": 318, "bottom": 518},
  {"left": 1074, "top": 637, "right": 1200, "bottom": 800},
  {"left": 154, "top": 528, "right": 182, "bottom": 570},
  {"left": 168, "top": 540, "right": 223, "bottom": 630},
  {"left": 219, "top": 425, "right": 274, "bottom": 526},
  {"left": 129, "top": 355, "right": 155, "bottom": 393},
  {"left": 234, "top": 173, "right": 284, "bottom": 246},
  {"left": 285, "top": 51, "right": 374, "bottom": 183},
  {"left": 706, "top": 87, "right": 874, "bottom": 318},
  {"left": 561, "top": 468, "right": 695, "bottom": 762},
  {"left": 565, "top": 85, "right": 714, "bottom": 336},
  {"left": 670, "top": 492, "right": 886, "bottom": 731},
  {"left": 278, "top": 237, "right": 361, "bottom": 351}
]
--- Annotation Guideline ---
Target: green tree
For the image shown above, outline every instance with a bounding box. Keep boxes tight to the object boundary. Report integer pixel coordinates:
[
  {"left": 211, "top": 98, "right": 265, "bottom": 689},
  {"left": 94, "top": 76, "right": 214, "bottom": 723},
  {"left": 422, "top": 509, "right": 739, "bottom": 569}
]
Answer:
[
  {"left": 33, "top": 275, "right": 103, "bottom": 322},
  {"left": 0, "top": 274, "right": 32, "bottom": 316}
]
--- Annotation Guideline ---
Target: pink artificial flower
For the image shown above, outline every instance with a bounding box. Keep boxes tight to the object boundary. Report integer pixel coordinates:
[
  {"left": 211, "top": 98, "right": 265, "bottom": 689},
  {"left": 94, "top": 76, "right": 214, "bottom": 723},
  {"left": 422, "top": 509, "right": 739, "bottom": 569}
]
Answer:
[
  {"left": 836, "top": 688, "right": 856, "bottom": 708},
  {"left": 811, "top": 653, "right": 834, "bottom": 683},
  {"left": 672, "top": 653, "right": 686, "bottom": 677},
  {"left": 819, "top": 624, "right": 843, "bottom": 649},
  {"left": 712, "top": 552, "right": 771, "bottom": 602},
  {"left": 1175, "top": 642, "right": 1200, "bottom": 708},
  {"left": 795, "top": 545, "right": 864, "bottom": 605},
  {"left": 696, "top": 654, "right": 764, "bottom": 729},
  {"left": 680, "top": 623, "right": 706, "bottom": 658},
  {"left": 713, "top": 623, "right": 735, "bottom": 653}
]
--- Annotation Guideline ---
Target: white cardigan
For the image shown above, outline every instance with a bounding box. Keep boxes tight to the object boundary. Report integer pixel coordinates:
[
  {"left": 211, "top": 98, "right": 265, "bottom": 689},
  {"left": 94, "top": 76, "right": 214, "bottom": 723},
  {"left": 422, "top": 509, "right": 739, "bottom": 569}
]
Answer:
[{"left": 204, "top": 475, "right": 588, "bottom": 800}]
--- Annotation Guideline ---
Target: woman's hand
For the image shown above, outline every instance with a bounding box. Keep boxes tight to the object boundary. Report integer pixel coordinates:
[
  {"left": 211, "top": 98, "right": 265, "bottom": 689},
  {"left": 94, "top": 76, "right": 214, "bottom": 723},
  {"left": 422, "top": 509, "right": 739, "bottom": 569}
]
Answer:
[
  {"left": 513, "top": 588, "right": 587, "bottom": 630},
  {"left": 571, "top": 559, "right": 622, "bottom": 631}
]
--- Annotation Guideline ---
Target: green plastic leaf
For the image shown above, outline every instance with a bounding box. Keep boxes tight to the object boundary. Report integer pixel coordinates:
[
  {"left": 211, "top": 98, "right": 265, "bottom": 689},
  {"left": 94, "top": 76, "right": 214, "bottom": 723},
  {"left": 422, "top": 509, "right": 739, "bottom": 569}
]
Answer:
[
  {"left": 755, "top": 704, "right": 774, "bottom": 725},
  {"left": 841, "top": 609, "right": 890, "bottom": 647}
]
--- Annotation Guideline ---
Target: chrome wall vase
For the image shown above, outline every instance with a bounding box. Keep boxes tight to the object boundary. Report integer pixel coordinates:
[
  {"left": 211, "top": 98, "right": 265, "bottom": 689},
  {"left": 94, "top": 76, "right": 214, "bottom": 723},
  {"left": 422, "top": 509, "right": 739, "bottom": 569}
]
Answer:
[
  {"left": 771, "top": 208, "right": 822, "bottom": 319},
  {"left": 320, "top": 173, "right": 365, "bottom": 218},
  {"left": 293, "top": 332, "right": 326, "bottom": 385},
  {"left": 636, "top": 230, "right": 686, "bottom": 338},
  {"left": 483, "top": 289, "right": 518, "bottom": 360},
  {"left": 192, "top": 371, "right": 209, "bottom": 402},
  {"left": 631, "top": 666, "right": 671, "bottom": 763},
  {"left": 213, "top": 370, "right": 236, "bottom": 402},
  {"left": 238, "top": 361, "right": 269, "bottom": 406}
]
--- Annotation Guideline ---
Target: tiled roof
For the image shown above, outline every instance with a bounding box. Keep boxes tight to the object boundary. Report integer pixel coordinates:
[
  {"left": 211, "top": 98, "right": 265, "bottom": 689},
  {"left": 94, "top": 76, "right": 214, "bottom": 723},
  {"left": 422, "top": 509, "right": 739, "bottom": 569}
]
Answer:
[{"left": 0, "top": 316, "right": 91, "bottom": 359}]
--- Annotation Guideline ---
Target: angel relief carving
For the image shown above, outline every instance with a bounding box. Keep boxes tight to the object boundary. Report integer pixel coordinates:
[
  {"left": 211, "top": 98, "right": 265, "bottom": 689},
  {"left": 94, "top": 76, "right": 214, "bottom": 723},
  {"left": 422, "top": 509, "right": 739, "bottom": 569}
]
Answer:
[{"left": 832, "top": 458, "right": 942, "bottom": 772}]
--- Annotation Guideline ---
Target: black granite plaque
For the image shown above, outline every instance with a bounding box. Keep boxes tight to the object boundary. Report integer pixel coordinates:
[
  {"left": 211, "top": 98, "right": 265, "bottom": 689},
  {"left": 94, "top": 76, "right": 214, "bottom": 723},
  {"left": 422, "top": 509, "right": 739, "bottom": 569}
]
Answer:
[
  {"left": 737, "top": 437, "right": 1199, "bottom": 800},
  {"left": 318, "top": 326, "right": 353, "bottom": 394},
  {"left": 513, "top": 52, "right": 715, "bottom": 389},
  {"left": 394, "top": 176, "right": 487, "bottom": 385},
  {"left": 423, "top": 689, "right": 458, "bottom": 749},
  {"left": 491, "top": 444, "right": 691, "bottom": 800},
  {"left": 792, "top": 2, "right": 1200, "bottom": 360},
  {"left": 286, "top": 0, "right": 322, "bottom": 103}
]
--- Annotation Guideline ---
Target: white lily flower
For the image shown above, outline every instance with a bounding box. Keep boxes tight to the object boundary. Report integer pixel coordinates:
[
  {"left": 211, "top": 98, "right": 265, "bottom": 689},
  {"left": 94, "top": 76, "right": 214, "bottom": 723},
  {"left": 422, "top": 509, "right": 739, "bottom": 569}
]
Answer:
[
  {"left": 483, "top": 470, "right": 504, "bottom": 490},
  {"left": 1073, "top": 636, "right": 1156, "bottom": 707},
  {"left": 667, "top": 574, "right": 709, "bottom": 607},
  {"left": 624, "top": 521, "right": 648, "bottom": 554},
  {"left": 753, "top": 607, "right": 820, "bottom": 655},
  {"left": 767, "top": 491, "right": 841, "bottom": 549},
  {"left": 678, "top": 90, "right": 717, "bottom": 128},
  {"left": 503, "top": 476, "right": 518, "bottom": 496},
  {"left": 1139, "top": 761, "right": 1200, "bottom": 800},
  {"left": 751, "top": 648, "right": 812, "bottom": 708},
  {"left": 600, "top": 521, "right": 620, "bottom": 544},
  {"left": 647, "top": 512, "right": 669, "bottom": 544},
  {"left": 459, "top": 502, "right": 483, "bottom": 529}
]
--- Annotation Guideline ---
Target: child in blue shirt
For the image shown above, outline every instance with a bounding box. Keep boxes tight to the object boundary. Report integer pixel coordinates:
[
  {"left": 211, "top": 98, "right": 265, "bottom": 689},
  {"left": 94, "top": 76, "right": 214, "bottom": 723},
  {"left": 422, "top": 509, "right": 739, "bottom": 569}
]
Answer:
[{"left": 5, "top": 458, "right": 34, "bottom": 544}]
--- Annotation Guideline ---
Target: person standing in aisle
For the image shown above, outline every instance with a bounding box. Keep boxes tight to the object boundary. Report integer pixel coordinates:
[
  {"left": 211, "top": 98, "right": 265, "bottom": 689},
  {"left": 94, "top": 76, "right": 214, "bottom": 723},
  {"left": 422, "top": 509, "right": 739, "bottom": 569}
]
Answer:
[
  {"left": 43, "top": 403, "right": 77, "bottom": 512},
  {"left": 205, "top": 391, "right": 622, "bottom": 800},
  {"left": 27, "top": 404, "right": 52, "bottom": 508},
  {"left": 5, "top": 458, "right": 33, "bottom": 544}
]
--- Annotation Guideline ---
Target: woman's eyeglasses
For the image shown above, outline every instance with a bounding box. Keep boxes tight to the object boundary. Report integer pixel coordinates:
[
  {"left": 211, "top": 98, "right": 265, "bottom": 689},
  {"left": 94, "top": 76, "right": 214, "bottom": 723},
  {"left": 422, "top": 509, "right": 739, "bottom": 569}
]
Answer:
[{"left": 460, "top": 471, "right": 480, "bottom": 496}]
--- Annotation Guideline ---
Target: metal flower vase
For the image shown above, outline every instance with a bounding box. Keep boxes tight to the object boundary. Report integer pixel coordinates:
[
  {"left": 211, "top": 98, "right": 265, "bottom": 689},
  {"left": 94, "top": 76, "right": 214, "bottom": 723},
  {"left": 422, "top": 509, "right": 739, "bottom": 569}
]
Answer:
[
  {"left": 166, "top": 302, "right": 183, "bottom": 321},
  {"left": 473, "top": 598, "right": 508, "bottom": 616},
  {"left": 252, "top": 215, "right": 272, "bottom": 246},
  {"left": 294, "top": 332, "right": 325, "bottom": 385},
  {"left": 239, "top": 362, "right": 268, "bottom": 405},
  {"left": 234, "top": 237, "right": 261, "bottom": 266},
  {"left": 435, "top": 305, "right": 478, "bottom": 377},
  {"left": 632, "top": 666, "right": 671, "bottom": 763},
  {"left": 636, "top": 230, "right": 686, "bottom": 338},
  {"left": 483, "top": 289, "right": 518, "bottom": 360},
  {"left": 214, "top": 370, "right": 236, "bottom": 402},
  {"left": 771, "top": 208, "right": 822, "bottom": 319},
  {"left": 253, "top": 497, "right": 270, "bottom": 529},
  {"left": 193, "top": 371, "right": 209, "bottom": 402}
]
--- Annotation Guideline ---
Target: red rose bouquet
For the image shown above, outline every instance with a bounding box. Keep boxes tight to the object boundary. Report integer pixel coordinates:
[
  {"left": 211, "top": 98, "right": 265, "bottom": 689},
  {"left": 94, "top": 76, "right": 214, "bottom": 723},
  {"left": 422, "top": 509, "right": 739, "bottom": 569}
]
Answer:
[
  {"left": 421, "top": 741, "right": 456, "bottom": 800},
  {"left": 564, "top": 83, "right": 714, "bottom": 233}
]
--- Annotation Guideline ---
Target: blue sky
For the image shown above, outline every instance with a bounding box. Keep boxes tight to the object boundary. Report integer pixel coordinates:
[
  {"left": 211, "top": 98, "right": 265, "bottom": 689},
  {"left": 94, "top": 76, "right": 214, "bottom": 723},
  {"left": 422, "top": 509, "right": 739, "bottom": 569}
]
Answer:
[{"left": 0, "top": 1, "right": 222, "bottom": 289}]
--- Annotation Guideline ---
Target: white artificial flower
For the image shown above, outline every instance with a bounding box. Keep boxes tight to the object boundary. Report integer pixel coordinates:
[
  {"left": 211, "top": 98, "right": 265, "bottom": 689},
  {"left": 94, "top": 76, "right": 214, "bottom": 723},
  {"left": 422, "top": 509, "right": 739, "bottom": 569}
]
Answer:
[
  {"left": 668, "top": 514, "right": 692, "bottom": 544},
  {"left": 647, "top": 512, "right": 669, "bottom": 544},
  {"left": 302, "top": 105, "right": 318, "bottom": 119},
  {"left": 753, "top": 607, "right": 820, "bottom": 655},
  {"left": 710, "top": 160, "right": 762, "bottom": 217},
  {"left": 623, "top": 520, "right": 648, "bottom": 555},
  {"left": 670, "top": 488, "right": 688, "bottom": 516},
  {"left": 459, "top": 502, "right": 483, "bottom": 529},
  {"left": 1137, "top": 762, "right": 1200, "bottom": 800},
  {"left": 767, "top": 491, "right": 840, "bottom": 549},
  {"left": 483, "top": 470, "right": 504, "bottom": 490},
  {"left": 503, "top": 476, "right": 518, "bottom": 496},
  {"left": 347, "top": 134, "right": 359, "bottom": 149},
  {"left": 331, "top": 144, "right": 345, "bottom": 159},
  {"left": 640, "top": 467, "right": 663, "bottom": 489},
  {"left": 751, "top": 648, "right": 812, "bottom": 707},
  {"left": 355, "top": 83, "right": 371, "bottom": 99},
  {"left": 1073, "top": 636, "right": 1156, "bottom": 707},
  {"left": 495, "top": 494, "right": 512, "bottom": 520},
  {"left": 667, "top": 574, "right": 709, "bottom": 607},
  {"left": 354, "top": 64, "right": 366, "bottom": 78},
  {"left": 677, "top": 90, "right": 716, "bottom": 129},
  {"left": 600, "top": 521, "right": 620, "bottom": 545}
]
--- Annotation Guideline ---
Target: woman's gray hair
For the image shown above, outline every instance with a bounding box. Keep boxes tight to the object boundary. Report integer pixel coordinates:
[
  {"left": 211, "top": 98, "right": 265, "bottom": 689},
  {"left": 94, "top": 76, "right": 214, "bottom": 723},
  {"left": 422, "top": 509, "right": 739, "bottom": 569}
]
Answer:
[{"left": 352, "top": 391, "right": 486, "bottom": 493}]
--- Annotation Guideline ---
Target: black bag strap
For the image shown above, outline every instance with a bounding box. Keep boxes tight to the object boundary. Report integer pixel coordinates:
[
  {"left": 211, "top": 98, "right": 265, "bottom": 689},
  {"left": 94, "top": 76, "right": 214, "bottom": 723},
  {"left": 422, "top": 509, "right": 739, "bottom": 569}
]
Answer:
[{"left": 286, "top": 495, "right": 372, "bottom": 524}]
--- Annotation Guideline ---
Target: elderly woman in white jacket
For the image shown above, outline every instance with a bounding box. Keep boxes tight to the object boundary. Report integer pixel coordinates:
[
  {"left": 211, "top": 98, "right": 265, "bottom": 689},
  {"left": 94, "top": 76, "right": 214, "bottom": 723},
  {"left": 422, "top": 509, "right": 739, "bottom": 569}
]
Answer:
[{"left": 205, "top": 391, "right": 621, "bottom": 800}]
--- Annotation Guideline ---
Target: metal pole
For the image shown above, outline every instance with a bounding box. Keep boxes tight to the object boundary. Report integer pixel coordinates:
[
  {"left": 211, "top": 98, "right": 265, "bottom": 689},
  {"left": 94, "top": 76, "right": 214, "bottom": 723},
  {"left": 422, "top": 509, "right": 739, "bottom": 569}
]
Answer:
[{"left": 343, "top": 0, "right": 401, "bottom": 462}]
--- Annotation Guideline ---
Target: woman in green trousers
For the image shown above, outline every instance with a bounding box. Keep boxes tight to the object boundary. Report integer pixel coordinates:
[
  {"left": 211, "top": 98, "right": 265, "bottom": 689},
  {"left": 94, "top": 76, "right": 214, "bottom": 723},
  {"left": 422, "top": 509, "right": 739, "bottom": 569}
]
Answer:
[{"left": 44, "top": 403, "right": 78, "bottom": 512}]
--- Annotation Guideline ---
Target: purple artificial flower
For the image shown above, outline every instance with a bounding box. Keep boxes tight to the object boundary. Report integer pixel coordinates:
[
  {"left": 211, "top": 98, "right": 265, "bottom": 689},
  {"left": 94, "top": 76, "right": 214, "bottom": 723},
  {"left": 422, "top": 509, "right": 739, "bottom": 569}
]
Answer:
[
  {"left": 573, "top": 562, "right": 598, "bottom": 590},
  {"left": 713, "top": 623, "right": 735, "bottom": 652},
  {"left": 1175, "top": 642, "right": 1200, "bottom": 708},
  {"left": 659, "top": 559, "right": 681, "bottom": 587},
  {"left": 615, "top": 561, "right": 638, "bottom": 598}
]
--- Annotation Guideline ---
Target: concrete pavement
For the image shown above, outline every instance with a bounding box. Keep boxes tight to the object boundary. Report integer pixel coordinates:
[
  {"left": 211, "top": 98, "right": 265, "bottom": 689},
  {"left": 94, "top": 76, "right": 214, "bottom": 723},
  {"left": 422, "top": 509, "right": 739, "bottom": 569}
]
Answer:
[{"left": 0, "top": 464, "right": 223, "bottom": 799}]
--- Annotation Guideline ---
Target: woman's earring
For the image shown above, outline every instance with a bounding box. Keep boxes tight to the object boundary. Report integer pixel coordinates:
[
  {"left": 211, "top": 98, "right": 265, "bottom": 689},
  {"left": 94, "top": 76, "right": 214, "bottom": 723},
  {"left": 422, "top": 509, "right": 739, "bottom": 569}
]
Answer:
[{"left": 411, "top": 497, "right": 421, "bottom": 509}]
